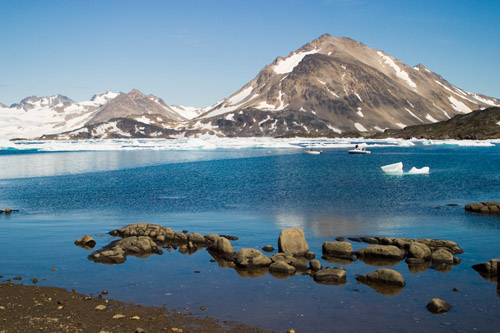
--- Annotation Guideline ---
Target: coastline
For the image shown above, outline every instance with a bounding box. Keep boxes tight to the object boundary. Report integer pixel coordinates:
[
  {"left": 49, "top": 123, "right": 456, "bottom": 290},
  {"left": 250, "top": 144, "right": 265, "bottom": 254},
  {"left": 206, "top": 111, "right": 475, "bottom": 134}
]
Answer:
[{"left": 0, "top": 282, "right": 273, "bottom": 333}]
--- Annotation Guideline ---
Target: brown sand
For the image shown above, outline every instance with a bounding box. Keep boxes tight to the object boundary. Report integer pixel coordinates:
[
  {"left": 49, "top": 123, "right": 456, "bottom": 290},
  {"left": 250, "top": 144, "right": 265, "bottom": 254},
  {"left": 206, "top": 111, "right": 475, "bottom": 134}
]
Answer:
[{"left": 0, "top": 283, "right": 273, "bottom": 332}]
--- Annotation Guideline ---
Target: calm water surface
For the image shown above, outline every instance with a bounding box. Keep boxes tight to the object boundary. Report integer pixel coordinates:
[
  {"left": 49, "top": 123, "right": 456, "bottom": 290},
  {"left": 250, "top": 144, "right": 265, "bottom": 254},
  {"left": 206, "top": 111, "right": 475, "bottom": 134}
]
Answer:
[{"left": 1, "top": 145, "right": 499, "bottom": 332}]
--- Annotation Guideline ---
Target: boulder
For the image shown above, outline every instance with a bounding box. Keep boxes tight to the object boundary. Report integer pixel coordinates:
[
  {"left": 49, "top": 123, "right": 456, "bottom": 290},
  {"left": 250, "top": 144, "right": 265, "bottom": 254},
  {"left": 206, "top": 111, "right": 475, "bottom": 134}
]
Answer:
[
  {"left": 278, "top": 228, "right": 309, "bottom": 257},
  {"left": 74, "top": 235, "right": 96, "bottom": 248},
  {"left": 322, "top": 241, "right": 354, "bottom": 260},
  {"left": 465, "top": 201, "right": 500, "bottom": 215},
  {"left": 431, "top": 248, "right": 454, "bottom": 264},
  {"left": 208, "top": 236, "right": 236, "bottom": 261},
  {"left": 360, "top": 237, "right": 379, "bottom": 244},
  {"left": 393, "top": 238, "right": 414, "bottom": 250},
  {"left": 416, "top": 239, "right": 463, "bottom": 254},
  {"left": 262, "top": 245, "right": 275, "bottom": 252},
  {"left": 407, "top": 242, "right": 431, "bottom": 260},
  {"left": 234, "top": 249, "right": 272, "bottom": 268},
  {"left": 188, "top": 233, "right": 206, "bottom": 244},
  {"left": 472, "top": 259, "right": 500, "bottom": 278},
  {"left": 309, "top": 259, "right": 322, "bottom": 272},
  {"left": 355, "top": 269, "right": 406, "bottom": 286},
  {"left": 313, "top": 267, "right": 346, "bottom": 285},
  {"left": 89, "top": 236, "right": 162, "bottom": 264},
  {"left": 271, "top": 253, "right": 308, "bottom": 271},
  {"left": 356, "top": 245, "right": 405, "bottom": 261},
  {"left": 269, "top": 261, "right": 296, "bottom": 275},
  {"left": 109, "top": 223, "right": 175, "bottom": 242},
  {"left": 427, "top": 298, "right": 452, "bottom": 314},
  {"left": 204, "top": 234, "right": 220, "bottom": 243}
]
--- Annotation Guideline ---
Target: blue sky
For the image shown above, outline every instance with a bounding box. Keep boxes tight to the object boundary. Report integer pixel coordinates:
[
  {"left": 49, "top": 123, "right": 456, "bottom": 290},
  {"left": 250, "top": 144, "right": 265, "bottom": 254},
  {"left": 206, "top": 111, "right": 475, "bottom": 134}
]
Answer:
[{"left": 1, "top": 0, "right": 499, "bottom": 107}]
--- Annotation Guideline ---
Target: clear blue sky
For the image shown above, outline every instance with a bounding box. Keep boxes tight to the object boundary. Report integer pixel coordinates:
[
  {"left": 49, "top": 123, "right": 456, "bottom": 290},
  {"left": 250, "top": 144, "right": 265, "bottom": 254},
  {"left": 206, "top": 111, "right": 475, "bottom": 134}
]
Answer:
[{"left": 1, "top": 0, "right": 499, "bottom": 107}]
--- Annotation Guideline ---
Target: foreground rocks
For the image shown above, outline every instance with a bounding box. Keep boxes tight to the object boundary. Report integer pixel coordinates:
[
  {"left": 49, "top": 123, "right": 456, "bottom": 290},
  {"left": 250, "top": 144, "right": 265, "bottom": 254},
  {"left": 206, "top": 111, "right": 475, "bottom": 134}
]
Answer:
[
  {"left": 74, "top": 235, "right": 96, "bottom": 249},
  {"left": 77, "top": 224, "right": 470, "bottom": 297},
  {"left": 465, "top": 201, "right": 500, "bottom": 214},
  {"left": 88, "top": 236, "right": 162, "bottom": 264},
  {"left": 472, "top": 259, "right": 499, "bottom": 280}
]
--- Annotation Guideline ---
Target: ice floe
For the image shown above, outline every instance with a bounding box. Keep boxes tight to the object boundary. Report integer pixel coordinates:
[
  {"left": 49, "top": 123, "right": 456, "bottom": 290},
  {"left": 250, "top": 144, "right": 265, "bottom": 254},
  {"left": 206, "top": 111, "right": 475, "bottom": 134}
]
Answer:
[{"left": 381, "top": 162, "right": 429, "bottom": 175}]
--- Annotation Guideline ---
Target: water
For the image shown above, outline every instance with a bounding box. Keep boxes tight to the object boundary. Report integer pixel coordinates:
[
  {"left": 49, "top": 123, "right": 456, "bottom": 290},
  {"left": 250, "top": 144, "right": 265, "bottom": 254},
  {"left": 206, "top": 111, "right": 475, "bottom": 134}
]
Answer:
[{"left": 1, "top": 143, "right": 500, "bottom": 332}]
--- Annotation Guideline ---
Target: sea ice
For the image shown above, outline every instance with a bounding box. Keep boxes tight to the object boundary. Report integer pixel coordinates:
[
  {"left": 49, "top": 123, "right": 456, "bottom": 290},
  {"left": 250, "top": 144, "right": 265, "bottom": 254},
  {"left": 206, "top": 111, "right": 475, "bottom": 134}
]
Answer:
[
  {"left": 381, "top": 162, "right": 404, "bottom": 174},
  {"left": 408, "top": 166, "right": 430, "bottom": 174}
]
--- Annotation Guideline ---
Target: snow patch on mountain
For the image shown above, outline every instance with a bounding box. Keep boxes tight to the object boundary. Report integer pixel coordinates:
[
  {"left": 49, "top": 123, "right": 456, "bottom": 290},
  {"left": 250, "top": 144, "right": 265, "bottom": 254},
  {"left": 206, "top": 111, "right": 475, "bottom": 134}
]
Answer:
[
  {"left": 354, "top": 123, "right": 367, "bottom": 132},
  {"left": 425, "top": 114, "right": 438, "bottom": 123},
  {"left": 449, "top": 96, "right": 472, "bottom": 113},
  {"left": 405, "top": 108, "right": 423, "bottom": 122},
  {"left": 377, "top": 51, "right": 417, "bottom": 89},
  {"left": 273, "top": 49, "right": 319, "bottom": 74}
]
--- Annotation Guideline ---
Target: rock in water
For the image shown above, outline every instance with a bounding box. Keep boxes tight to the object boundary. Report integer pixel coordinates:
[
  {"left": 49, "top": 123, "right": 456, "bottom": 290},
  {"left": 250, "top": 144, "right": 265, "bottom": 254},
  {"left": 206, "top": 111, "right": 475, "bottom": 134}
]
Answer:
[
  {"left": 427, "top": 298, "right": 452, "bottom": 313},
  {"left": 74, "top": 235, "right": 96, "bottom": 248},
  {"left": 472, "top": 259, "right": 500, "bottom": 279},
  {"left": 313, "top": 267, "right": 347, "bottom": 285},
  {"left": 269, "top": 261, "right": 296, "bottom": 275},
  {"left": 407, "top": 242, "right": 432, "bottom": 260},
  {"left": 431, "top": 248, "right": 454, "bottom": 264},
  {"left": 278, "top": 228, "right": 309, "bottom": 257},
  {"left": 234, "top": 248, "right": 272, "bottom": 268},
  {"left": 322, "top": 241, "right": 354, "bottom": 260},
  {"left": 88, "top": 236, "right": 162, "bottom": 264},
  {"left": 465, "top": 201, "right": 500, "bottom": 215},
  {"left": 356, "top": 269, "right": 406, "bottom": 286},
  {"left": 208, "top": 236, "right": 236, "bottom": 261},
  {"left": 356, "top": 245, "right": 405, "bottom": 261}
]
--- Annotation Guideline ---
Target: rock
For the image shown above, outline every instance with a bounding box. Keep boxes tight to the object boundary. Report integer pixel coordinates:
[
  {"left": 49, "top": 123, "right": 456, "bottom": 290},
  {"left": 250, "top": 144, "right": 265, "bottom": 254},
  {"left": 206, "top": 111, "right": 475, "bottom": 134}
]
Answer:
[
  {"left": 348, "top": 237, "right": 362, "bottom": 242},
  {"left": 271, "top": 253, "right": 308, "bottom": 271},
  {"left": 427, "top": 298, "right": 452, "bottom": 313},
  {"left": 207, "top": 236, "right": 236, "bottom": 261},
  {"left": 95, "top": 305, "right": 106, "bottom": 310},
  {"left": 313, "top": 267, "right": 347, "bottom": 285},
  {"left": 269, "top": 261, "right": 296, "bottom": 275},
  {"left": 135, "top": 328, "right": 146, "bottom": 333},
  {"left": 109, "top": 223, "right": 174, "bottom": 242},
  {"left": 4, "top": 208, "right": 12, "bottom": 214},
  {"left": 278, "top": 228, "right": 309, "bottom": 257},
  {"left": 431, "top": 248, "right": 454, "bottom": 264},
  {"left": 335, "top": 237, "right": 345, "bottom": 241},
  {"left": 174, "top": 232, "right": 188, "bottom": 243},
  {"left": 356, "top": 245, "right": 405, "bottom": 261},
  {"left": 465, "top": 201, "right": 500, "bottom": 215},
  {"left": 204, "top": 234, "right": 220, "bottom": 243},
  {"left": 74, "top": 235, "right": 96, "bottom": 248},
  {"left": 188, "top": 233, "right": 206, "bottom": 244},
  {"left": 112, "top": 314, "right": 126, "bottom": 319},
  {"left": 416, "top": 239, "right": 464, "bottom": 254},
  {"left": 361, "top": 237, "right": 379, "bottom": 244},
  {"left": 88, "top": 236, "right": 162, "bottom": 264},
  {"left": 262, "top": 245, "right": 274, "bottom": 252},
  {"left": 234, "top": 248, "right": 271, "bottom": 268},
  {"left": 453, "top": 257, "right": 462, "bottom": 265},
  {"left": 393, "top": 238, "right": 414, "bottom": 250},
  {"left": 309, "top": 259, "right": 322, "bottom": 271},
  {"left": 220, "top": 235, "right": 238, "bottom": 241},
  {"left": 322, "top": 241, "right": 354, "bottom": 260},
  {"left": 377, "top": 237, "right": 394, "bottom": 245},
  {"left": 32, "top": 278, "right": 38, "bottom": 284},
  {"left": 407, "top": 242, "right": 431, "bottom": 260},
  {"left": 356, "top": 269, "right": 406, "bottom": 286},
  {"left": 472, "top": 259, "right": 500, "bottom": 278},
  {"left": 305, "top": 251, "right": 315, "bottom": 260}
]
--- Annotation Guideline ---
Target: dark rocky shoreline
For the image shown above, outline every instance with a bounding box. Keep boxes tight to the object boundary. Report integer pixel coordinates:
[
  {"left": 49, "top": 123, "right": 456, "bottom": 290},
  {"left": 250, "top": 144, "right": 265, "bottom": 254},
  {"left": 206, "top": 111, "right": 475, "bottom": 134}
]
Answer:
[{"left": 0, "top": 282, "right": 273, "bottom": 332}]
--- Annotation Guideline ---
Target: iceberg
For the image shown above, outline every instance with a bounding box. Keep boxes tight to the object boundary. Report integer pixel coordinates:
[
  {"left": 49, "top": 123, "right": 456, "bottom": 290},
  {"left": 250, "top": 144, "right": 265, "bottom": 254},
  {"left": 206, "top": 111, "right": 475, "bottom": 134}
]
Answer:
[
  {"left": 408, "top": 166, "right": 430, "bottom": 174},
  {"left": 381, "top": 162, "right": 404, "bottom": 174}
]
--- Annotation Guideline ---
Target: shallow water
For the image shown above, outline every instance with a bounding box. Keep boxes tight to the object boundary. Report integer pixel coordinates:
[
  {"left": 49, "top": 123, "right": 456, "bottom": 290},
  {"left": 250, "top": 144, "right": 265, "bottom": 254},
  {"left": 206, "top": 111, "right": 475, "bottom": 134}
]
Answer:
[{"left": 1, "top": 143, "right": 500, "bottom": 332}]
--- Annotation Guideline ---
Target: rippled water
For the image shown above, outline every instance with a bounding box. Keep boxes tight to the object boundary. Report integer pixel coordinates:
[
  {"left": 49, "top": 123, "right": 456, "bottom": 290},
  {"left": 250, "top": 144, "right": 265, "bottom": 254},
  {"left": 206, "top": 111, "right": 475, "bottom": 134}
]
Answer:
[{"left": 1, "top": 144, "right": 499, "bottom": 332}]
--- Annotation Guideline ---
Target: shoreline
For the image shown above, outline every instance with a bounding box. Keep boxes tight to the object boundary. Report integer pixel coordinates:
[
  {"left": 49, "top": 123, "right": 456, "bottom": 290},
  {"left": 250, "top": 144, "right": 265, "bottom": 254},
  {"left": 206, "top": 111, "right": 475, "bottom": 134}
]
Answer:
[{"left": 0, "top": 282, "right": 273, "bottom": 333}]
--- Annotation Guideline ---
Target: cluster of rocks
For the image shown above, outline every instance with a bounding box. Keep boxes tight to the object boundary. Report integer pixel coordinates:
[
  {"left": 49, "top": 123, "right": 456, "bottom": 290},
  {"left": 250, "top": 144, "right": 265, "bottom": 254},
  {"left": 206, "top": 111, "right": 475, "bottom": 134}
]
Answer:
[
  {"left": 465, "top": 201, "right": 500, "bottom": 215},
  {"left": 77, "top": 224, "right": 467, "bottom": 313},
  {"left": 323, "top": 236, "right": 463, "bottom": 275},
  {"left": 0, "top": 208, "right": 18, "bottom": 214}
]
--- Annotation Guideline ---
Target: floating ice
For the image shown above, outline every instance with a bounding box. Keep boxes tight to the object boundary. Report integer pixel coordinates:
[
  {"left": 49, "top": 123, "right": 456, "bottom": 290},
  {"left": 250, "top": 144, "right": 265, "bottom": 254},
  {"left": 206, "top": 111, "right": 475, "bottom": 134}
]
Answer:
[
  {"left": 381, "top": 162, "right": 404, "bottom": 174},
  {"left": 408, "top": 166, "right": 430, "bottom": 174},
  {"left": 381, "top": 162, "right": 429, "bottom": 175}
]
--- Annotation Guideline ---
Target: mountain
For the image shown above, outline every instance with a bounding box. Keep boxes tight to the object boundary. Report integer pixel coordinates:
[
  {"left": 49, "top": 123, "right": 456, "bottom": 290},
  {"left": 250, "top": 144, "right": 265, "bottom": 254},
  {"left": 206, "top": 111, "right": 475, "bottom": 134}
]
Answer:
[
  {"left": 3, "top": 34, "right": 500, "bottom": 140},
  {"left": 0, "top": 90, "right": 204, "bottom": 140},
  {"left": 373, "top": 107, "right": 500, "bottom": 140},
  {"left": 194, "top": 34, "right": 500, "bottom": 136},
  {"left": 0, "top": 93, "right": 116, "bottom": 140}
]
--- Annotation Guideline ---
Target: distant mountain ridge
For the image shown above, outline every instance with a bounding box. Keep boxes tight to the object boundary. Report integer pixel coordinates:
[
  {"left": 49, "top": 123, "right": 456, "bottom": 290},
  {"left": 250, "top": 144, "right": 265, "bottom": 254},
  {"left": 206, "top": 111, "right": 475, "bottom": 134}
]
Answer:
[{"left": 1, "top": 34, "right": 499, "bottom": 140}]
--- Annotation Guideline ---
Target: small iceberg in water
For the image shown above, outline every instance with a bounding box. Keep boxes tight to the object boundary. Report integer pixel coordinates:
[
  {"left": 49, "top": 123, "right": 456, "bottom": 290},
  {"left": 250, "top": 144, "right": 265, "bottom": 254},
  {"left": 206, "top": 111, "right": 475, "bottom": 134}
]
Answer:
[
  {"left": 381, "top": 162, "right": 429, "bottom": 175},
  {"left": 408, "top": 166, "right": 430, "bottom": 174},
  {"left": 380, "top": 162, "right": 404, "bottom": 174}
]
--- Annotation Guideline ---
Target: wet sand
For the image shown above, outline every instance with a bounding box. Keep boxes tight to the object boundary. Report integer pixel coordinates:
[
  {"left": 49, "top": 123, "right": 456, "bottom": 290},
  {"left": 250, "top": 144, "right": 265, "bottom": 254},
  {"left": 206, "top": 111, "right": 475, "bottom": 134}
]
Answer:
[{"left": 0, "top": 283, "right": 273, "bottom": 332}]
